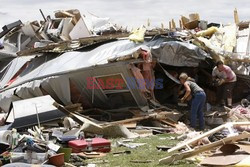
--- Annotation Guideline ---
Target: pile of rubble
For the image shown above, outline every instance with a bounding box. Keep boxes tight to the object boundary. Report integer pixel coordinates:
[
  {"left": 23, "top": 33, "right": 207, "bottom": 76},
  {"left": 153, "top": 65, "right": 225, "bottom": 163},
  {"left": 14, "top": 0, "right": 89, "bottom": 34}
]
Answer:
[{"left": 0, "top": 8, "right": 250, "bottom": 166}]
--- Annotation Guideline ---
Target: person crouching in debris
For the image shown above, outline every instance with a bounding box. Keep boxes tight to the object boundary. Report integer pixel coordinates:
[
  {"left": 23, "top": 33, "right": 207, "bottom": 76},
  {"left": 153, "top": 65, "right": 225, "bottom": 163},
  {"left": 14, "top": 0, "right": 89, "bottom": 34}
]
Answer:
[
  {"left": 179, "top": 73, "right": 206, "bottom": 130},
  {"left": 212, "top": 60, "right": 236, "bottom": 108}
]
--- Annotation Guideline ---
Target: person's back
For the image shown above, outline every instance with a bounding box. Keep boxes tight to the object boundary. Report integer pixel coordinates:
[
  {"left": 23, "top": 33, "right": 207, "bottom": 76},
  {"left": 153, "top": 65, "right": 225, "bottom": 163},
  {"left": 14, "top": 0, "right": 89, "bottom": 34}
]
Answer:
[
  {"left": 186, "top": 80, "right": 203, "bottom": 95},
  {"left": 179, "top": 73, "right": 206, "bottom": 130}
]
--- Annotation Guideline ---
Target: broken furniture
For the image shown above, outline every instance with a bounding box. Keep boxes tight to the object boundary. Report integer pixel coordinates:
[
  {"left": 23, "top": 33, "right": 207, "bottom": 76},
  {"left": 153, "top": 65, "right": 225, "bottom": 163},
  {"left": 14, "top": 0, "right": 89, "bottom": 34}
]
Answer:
[
  {"left": 0, "top": 20, "right": 22, "bottom": 39},
  {"left": 5, "top": 95, "right": 66, "bottom": 129}
]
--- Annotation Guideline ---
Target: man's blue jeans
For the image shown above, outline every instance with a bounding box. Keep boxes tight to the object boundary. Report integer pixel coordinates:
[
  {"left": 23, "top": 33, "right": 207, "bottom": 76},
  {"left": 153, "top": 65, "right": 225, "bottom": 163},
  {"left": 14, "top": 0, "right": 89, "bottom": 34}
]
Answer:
[{"left": 190, "top": 91, "right": 206, "bottom": 130}]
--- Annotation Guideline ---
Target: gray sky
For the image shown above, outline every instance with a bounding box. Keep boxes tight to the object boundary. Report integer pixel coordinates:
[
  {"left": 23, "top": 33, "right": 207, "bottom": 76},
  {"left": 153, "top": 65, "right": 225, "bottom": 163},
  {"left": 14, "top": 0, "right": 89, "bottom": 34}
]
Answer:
[{"left": 0, "top": 0, "right": 249, "bottom": 29}]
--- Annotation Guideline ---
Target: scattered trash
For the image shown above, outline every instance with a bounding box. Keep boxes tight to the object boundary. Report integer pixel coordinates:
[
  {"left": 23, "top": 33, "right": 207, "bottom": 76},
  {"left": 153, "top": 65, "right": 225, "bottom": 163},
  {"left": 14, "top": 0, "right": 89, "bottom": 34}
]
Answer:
[{"left": 117, "top": 141, "right": 146, "bottom": 149}]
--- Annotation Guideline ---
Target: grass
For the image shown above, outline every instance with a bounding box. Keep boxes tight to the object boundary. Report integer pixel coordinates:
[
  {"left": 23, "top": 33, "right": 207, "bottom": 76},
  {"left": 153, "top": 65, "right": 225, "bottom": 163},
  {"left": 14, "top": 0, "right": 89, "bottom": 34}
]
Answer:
[{"left": 85, "top": 134, "right": 197, "bottom": 167}]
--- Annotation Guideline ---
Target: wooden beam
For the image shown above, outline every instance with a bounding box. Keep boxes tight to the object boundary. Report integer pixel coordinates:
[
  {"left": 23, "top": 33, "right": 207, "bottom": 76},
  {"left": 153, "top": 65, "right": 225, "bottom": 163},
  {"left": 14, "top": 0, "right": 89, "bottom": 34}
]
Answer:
[
  {"left": 234, "top": 8, "right": 240, "bottom": 24},
  {"left": 159, "top": 131, "right": 250, "bottom": 165},
  {"left": 179, "top": 20, "right": 182, "bottom": 29},
  {"left": 168, "top": 122, "right": 250, "bottom": 153},
  {"left": 53, "top": 102, "right": 83, "bottom": 124},
  {"left": 101, "top": 112, "right": 175, "bottom": 126},
  {"left": 160, "top": 119, "right": 176, "bottom": 127},
  {"left": 17, "top": 33, "right": 129, "bottom": 56},
  {"left": 171, "top": 19, "right": 176, "bottom": 29},
  {"left": 16, "top": 30, "right": 170, "bottom": 56},
  {"left": 102, "top": 113, "right": 158, "bottom": 126}
]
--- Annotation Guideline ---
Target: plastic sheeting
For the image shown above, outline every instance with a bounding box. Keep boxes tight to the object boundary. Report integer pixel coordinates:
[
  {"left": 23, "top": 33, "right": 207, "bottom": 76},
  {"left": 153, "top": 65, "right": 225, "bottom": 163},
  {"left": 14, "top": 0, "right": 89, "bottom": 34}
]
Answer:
[
  {"left": 15, "top": 80, "right": 43, "bottom": 99},
  {"left": 151, "top": 41, "right": 209, "bottom": 67},
  {"left": 0, "top": 56, "right": 34, "bottom": 88},
  {"left": 2, "top": 37, "right": 208, "bottom": 90},
  {"left": 41, "top": 76, "right": 71, "bottom": 105},
  {"left": 84, "top": 13, "right": 116, "bottom": 35},
  {"left": 0, "top": 37, "right": 209, "bottom": 112},
  {"left": 0, "top": 50, "right": 16, "bottom": 60},
  {"left": 235, "top": 28, "right": 250, "bottom": 59}
]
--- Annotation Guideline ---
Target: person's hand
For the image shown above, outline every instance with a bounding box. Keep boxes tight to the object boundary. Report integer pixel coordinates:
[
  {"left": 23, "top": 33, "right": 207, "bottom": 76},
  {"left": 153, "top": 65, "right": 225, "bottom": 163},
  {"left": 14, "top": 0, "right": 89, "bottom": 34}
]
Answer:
[
  {"left": 218, "top": 79, "right": 225, "bottom": 86},
  {"left": 181, "top": 97, "right": 185, "bottom": 103}
]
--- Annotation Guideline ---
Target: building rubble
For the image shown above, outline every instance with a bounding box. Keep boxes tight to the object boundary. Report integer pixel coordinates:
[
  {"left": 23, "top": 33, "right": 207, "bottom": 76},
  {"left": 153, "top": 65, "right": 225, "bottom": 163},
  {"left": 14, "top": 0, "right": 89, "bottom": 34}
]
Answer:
[{"left": 0, "top": 8, "right": 250, "bottom": 166}]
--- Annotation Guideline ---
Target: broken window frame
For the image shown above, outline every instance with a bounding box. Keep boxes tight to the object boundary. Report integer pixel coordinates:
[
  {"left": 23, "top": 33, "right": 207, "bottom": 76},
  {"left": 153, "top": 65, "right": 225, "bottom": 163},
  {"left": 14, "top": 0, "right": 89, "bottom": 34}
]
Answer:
[{"left": 92, "top": 73, "right": 139, "bottom": 106}]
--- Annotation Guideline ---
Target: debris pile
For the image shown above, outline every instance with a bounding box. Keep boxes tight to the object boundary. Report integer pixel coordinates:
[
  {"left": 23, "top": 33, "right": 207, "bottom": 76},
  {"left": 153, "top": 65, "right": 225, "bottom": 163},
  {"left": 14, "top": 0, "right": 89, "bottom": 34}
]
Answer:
[
  {"left": 159, "top": 122, "right": 250, "bottom": 166},
  {"left": 0, "top": 8, "right": 250, "bottom": 166}
]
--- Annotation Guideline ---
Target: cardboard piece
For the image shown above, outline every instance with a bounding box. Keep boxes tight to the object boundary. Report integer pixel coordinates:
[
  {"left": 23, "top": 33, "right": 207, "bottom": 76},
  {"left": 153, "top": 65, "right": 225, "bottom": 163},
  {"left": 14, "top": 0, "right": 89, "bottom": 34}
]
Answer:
[
  {"left": 201, "top": 152, "right": 249, "bottom": 166},
  {"left": 235, "top": 155, "right": 250, "bottom": 166},
  {"left": 181, "top": 13, "right": 200, "bottom": 29}
]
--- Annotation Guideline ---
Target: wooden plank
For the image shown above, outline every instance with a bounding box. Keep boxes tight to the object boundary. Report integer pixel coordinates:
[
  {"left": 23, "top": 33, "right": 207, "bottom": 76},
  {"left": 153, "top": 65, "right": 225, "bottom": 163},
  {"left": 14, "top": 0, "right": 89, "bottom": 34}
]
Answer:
[
  {"left": 234, "top": 8, "right": 240, "bottom": 24},
  {"left": 102, "top": 113, "right": 157, "bottom": 126},
  {"left": 17, "top": 33, "right": 129, "bottom": 56},
  {"left": 53, "top": 102, "right": 83, "bottom": 125},
  {"left": 171, "top": 19, "right": 176, "bottom": 29},
  {"left": 159, "top": 119, "right": 176, "bottom": 127},
  {"left": 121, "top": 122, "right": 137, "bottom": 129},
  {"left": 159, "top": 131, "right": 250, "bottom": 165},
  {"left": 102, "top": 112, "right": 172, "bottom": 126},
  {"left": 168, "top": 122, "right": 250, "bottom": 153}
]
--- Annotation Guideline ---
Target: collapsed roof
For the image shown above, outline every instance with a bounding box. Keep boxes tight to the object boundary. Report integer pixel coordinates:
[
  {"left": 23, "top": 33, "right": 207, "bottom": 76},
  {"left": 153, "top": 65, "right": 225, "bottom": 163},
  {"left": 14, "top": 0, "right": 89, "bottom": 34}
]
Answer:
[{"left": 0, "top": 9, "right": 249, "bottom": 114}]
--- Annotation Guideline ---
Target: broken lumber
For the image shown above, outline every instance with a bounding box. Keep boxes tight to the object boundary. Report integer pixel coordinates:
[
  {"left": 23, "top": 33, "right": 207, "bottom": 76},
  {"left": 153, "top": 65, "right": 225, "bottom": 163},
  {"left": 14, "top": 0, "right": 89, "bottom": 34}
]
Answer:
[
  {"left": 168, "top": 122, "right": 250, "bottom": 153},
  {"left": 160, "top": 119, "right": 176, "bottom": 127},
  {"left": 53, "top": 102, "right": 104, "bottom": 134},
  {"left": 53, "top": 102, "right": 83, "bottom": 125},
  {"left": 101, "top": 112, "right": 175, "bottom": 127},
  {"left": 159, "top": 131, "right": 250, "bottom": 165}
]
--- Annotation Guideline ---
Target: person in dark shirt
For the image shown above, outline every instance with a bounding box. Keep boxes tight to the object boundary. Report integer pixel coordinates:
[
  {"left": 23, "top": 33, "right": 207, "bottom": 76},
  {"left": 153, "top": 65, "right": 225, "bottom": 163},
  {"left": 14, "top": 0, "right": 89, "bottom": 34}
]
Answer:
[{"left": 179, "top": 73, "right": 206, "bottom": 130}]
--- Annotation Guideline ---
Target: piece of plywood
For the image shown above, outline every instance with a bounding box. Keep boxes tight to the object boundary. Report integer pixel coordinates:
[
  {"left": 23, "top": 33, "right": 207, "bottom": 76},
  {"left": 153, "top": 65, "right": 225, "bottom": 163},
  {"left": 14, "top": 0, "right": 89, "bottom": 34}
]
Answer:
[
  {"left": 69, "top": 18, "right": 91, "bottom": 40},
  {"left": 60, "top": 18, "right": 74, "bottom": 41},
  {"left": 201, "top": 152, "right": 248, "bottom": 166},
  {"left": 121, "top": 122, "right": 137, "bottom": 129}
]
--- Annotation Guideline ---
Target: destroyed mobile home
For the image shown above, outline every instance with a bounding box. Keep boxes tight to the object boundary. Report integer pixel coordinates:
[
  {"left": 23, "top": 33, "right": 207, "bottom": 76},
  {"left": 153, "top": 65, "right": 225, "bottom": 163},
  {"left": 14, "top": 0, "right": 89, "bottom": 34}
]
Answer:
[{"left": 0, "top": 8, "right": 250, "bottom": 166}]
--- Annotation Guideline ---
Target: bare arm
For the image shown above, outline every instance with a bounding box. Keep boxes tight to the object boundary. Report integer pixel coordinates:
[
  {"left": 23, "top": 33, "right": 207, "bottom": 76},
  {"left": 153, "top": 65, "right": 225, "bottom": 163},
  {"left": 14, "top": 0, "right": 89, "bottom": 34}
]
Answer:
[{"left": 181, "top": 82, "right": 191, "bottom": 102}]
